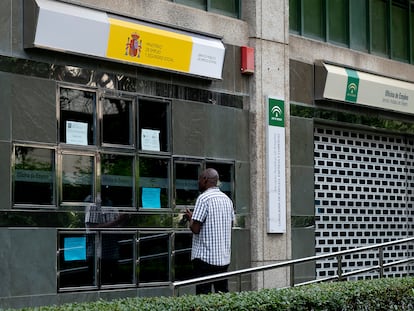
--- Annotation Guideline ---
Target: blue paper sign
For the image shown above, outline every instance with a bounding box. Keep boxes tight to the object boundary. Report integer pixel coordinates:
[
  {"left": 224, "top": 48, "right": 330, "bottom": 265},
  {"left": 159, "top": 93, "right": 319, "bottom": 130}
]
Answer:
[
  {"left": 64, "top": 236, "right": 86, "bottom": 261},
  {"left": 142, "top": 187, "right": 161, "bottom": 208}
]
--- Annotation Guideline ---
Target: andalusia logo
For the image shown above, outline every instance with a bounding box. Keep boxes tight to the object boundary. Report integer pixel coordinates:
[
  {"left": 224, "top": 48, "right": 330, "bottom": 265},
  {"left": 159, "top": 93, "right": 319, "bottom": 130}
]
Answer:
[
  {"left": 268, "top": 98, "right": 285, "bottom": 127},
  {"left": 125, "top": 32, "right": 142, "bottom": 58},
  {"left": 345, "top": 68, "right": 359, "bottom": 103}
]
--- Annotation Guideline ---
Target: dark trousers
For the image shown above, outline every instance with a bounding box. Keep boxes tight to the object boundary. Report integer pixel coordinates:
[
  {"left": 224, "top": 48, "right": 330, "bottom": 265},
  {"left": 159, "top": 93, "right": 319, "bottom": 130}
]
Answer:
[{"left": 192, "top": 258, "right": 229, "bottom": 295}]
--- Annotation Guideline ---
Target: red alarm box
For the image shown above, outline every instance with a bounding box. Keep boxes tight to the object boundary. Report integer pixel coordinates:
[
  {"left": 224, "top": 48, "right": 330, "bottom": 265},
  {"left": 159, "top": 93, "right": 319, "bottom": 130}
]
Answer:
[{"left": 241, "top": 46, "right": 254, "bottom": 74}]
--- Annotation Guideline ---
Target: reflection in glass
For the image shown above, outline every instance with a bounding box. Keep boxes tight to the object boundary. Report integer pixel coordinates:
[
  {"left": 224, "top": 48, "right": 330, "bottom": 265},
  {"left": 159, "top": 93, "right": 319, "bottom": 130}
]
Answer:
[
  {"left": 62, "top": 154, "right": 94, "bottom": 202},
  {"left": 175, "top": 162, "right": 201, "bottom": 206},
  {"left": 58, "top": 233, "right": 96, "bottom": 288},
  {"left": 101, "top": 233, "right": 135, "bottom": 285},
  {"left": 60, "top": 87, "right": 96, "bottom": 145},
  {"left": 175, "top": 0, "right": 205, "bottom": 9},
  {"left": 101, "top": 154, "right": 134, "bottom": 207},
  {"left": 102, "top": 98, "right": 133, "bottom": 146},
  {"left": 139, "top": 100, "right": 169, "bottom": 152},
  {"left": 138, "top": 157, "right": 169, "bottom": 208},
  {"left": 391, "top": 1, "right": 409, "bottom": 61},
  {"left": 14, "top": 147, "right": 55, "bottom": 205},
  {"left": 210, "top": 0, "right": 239, "bottom": 18},
  {"left": 173, "top": 232, "right": 193, "bottom": 281},
  {"left": 138, "top": 233, "right": 169, "bottom": 283},
  {"left": 206, "top": 162, "right": 234, "bottom": 199}
]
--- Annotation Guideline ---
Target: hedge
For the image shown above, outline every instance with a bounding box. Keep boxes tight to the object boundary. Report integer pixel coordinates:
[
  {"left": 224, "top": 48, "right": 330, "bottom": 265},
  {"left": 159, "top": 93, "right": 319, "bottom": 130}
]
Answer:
[{"left": 5, "top": 277, "right": 414, "bottom": 311}]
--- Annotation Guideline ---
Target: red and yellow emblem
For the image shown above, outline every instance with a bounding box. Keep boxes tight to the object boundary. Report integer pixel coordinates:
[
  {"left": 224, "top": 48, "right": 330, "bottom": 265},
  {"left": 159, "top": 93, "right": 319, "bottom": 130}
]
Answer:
[{"left": 125, "top": 32, "right": 142, "bottom": 58}]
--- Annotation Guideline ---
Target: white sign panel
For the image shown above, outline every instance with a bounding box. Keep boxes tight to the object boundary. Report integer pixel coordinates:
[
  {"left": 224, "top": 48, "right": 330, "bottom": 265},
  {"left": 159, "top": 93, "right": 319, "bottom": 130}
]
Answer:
[{"left": 266, "top": 97, "right": 286, "bottom": 233}]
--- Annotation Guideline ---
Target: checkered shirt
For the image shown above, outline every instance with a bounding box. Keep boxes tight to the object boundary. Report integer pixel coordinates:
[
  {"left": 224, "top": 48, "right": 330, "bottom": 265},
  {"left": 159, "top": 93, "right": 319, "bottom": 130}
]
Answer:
[{"left": 191, "top": 187, "right": 235, "bottom": 266}]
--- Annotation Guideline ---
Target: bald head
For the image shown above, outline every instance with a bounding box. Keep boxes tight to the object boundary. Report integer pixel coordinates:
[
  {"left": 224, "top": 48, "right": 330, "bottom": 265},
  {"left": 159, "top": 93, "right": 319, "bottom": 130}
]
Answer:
[{"left": 198, "top": 168, "right": 219, "bottom": 192}]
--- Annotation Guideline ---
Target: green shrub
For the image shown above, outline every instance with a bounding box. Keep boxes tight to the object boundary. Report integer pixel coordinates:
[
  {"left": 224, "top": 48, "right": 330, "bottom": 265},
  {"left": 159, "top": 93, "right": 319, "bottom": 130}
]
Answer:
[{"left": 6, "top": 277, "right": 414, "bottom": 311}]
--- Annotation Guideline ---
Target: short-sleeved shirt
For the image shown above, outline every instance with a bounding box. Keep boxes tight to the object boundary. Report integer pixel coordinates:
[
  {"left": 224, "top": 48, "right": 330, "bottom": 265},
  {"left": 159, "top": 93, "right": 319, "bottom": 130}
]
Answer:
[{"left": 191, "top": 187, "right": 235, "bottom": 266}]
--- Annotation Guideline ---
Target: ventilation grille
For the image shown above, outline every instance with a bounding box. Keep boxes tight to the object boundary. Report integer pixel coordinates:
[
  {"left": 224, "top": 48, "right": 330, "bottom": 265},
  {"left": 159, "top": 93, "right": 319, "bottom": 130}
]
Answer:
[{"left": 314, "top": 126, "right": 414, "bottom": 280}]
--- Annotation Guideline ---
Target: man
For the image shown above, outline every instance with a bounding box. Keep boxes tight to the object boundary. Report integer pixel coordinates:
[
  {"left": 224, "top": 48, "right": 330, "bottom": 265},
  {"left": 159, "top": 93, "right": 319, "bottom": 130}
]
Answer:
[{"left": 185, "top": 168, "right": 235, "bottom": 294}]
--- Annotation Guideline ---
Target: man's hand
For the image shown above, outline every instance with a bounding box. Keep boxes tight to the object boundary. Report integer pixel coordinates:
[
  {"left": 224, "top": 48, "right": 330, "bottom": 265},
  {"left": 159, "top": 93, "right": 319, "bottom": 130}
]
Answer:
[
  {"left": 185, "top": 208, "right": 192, "bottom": 221},
  {"left": 186, "top": 208, "right": 201, "bottom": 234}
]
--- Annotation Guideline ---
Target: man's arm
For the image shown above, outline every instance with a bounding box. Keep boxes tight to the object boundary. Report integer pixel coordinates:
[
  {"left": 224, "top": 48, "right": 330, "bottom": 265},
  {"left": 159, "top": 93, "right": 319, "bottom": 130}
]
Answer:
[{"left": 185, "top": 209, "right": 202, "bottom": 234}]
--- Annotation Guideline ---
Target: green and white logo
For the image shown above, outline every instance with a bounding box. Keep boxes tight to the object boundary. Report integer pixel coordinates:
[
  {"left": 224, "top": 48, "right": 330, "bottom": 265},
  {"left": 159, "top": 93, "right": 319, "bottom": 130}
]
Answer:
[
  {"left": 268, "top": 98, "right": 285, "bottom": 127},
  {"left": 345, "top": 68, "right": 359, "bottom": 103}
]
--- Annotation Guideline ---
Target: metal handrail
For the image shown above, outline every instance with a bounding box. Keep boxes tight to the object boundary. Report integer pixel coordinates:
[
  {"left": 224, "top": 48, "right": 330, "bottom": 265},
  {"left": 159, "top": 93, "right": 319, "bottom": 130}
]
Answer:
[{"left": 171, "top": 236, "right": 414, "bottom": 296}]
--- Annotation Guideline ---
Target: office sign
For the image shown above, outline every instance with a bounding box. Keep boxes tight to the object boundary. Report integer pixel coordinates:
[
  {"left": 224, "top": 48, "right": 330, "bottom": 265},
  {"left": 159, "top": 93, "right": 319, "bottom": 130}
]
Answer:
[
  {"left": 320, "top": 63, "right": 414, "bottom": 114},
  {"left": 25, "top": 0, "right": 225, "bottom": 79},
  {"left": 266, "top": 97, "right": 286, "bottom": 233}
]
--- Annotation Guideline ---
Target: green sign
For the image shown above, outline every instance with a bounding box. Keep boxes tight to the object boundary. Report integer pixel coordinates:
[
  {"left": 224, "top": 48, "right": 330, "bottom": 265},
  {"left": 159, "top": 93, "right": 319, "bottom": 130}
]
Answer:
[
  {"left": 268, "top": 98, "right": 285, "bottom": 127},
  {"left": 345, "top": 68, "right": 359, "bottom": 102}
]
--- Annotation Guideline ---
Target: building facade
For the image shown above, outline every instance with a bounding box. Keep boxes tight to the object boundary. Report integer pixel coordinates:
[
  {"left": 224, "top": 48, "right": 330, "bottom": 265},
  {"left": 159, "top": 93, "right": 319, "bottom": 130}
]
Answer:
[
  {"left": 290, "top": 0, "right": 414, "bottom": 283},
  {"left": 2, "top": 0, "right": 414, "bottom": 309},
  {"left": 0, "top": 0, "right": 289, "bottom": 308}
]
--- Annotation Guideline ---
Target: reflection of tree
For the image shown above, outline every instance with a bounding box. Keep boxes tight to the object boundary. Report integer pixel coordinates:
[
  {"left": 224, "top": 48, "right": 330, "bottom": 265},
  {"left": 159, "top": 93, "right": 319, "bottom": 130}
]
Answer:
[
  {"left": 60, "top": 88, "right": 95, "bottom": 113},
  {"left": 102, "top": 155, "right": 132, "bottom": 176},
  {"left": 15, "top": 147, "right": 52, "bottom": 171},
  {"left": 63, "top": 155, "right": 93, "bottom": 202}
]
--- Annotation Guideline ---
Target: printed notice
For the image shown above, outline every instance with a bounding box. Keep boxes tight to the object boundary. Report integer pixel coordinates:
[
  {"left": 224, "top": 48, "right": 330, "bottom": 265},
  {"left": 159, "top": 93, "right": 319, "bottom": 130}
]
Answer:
[
  {"left": 64, "top": 236, "right": 86, "bottom": 261},
  {"left": 142, "top": 187, "right": 161, "bottom": 208},
  {"left": 141, "top": 129, "right": 160, "bottom": 151},
  {"left": 66, "top": 121, "right": 88, "bottom": 145}
]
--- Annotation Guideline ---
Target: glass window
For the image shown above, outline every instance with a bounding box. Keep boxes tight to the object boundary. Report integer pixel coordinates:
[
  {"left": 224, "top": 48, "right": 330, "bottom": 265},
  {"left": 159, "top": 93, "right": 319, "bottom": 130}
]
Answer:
[
  {"left": 174, "top": 161, "right": 202, "bottom": 207},
  {"left": 139, "top": 100, "right": 170, "bottom": 152},
  {"left": 102, "top": 97, "right": 134, "bottom": 146},
  {"left": 138, "top": 157, "right": 170, "bottom": 209},
  {"left": 101, "top": 232, "right": 135, "bottom": 286},
  {"left": 138, "top": 233, "right": 170, "bottom": 283},
  {"left": 327, "top": 0, "right": 348, "bottom": 45},
  {"left": 289, "top": 0, "right": 300, "bottom": 33},
  {"left": 62, "top": 154, "right": 94, "bottom": 203},
  {"left": 13, "top": 146, "right": 55, "bottom": 205},
  {"left": 173, "top": 0, "right": 240, "bottom": 18},
  {"left": 371, "top": 0, "right": 389, "bottom": 55},
  {"left": 58, "top": 233, "right": 96, "bottom": 288},
  {"left": 60, "top": 87, "right": 96, "bottom": 146},
  {"left": 206, "top": 162, "right": 234, "bottom": 199},
  {"left": 210, "top": 0, "right": 240, "bottom": 18},
  {"left": 175, "top": 0, "right": 205, "bottom": 10},
  {"left": 101, "top": 154, "right": 135, "bottom": 207},
  {"left": 173, "top": 232, "right": 193, "bottom": 281},
  {"left": 391, "top": 0, "right": 409, "bottom": 61},
  {"left": 350, "top": 0, "right": 368, "bottom": 51},
  {"left": 412, "top": 6, "right": 414, "bottom": 62},
  {"left": 303, "top": 0, "right": 325, "bottom": 39}
]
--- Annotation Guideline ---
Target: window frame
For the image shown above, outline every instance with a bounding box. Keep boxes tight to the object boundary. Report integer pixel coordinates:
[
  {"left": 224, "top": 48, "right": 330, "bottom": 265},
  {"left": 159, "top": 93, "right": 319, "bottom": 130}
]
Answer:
[
  {"left": 59, "top": 150, "right": 97, "bottom": 208},
  {"left": 290, "top": 0, "right": 414, "bottom": 65},
  {"left": 100, "top": 92, "right": 136, "bottom": 149},
  {"left": 137, "top": 96, "right": 172, "bottom": 154},
  {"left": 137, "top": 154, "right": 172, "bottom": 210},
  {"left": 58, "top": 84, "right": 98, "bottom": 147},
  {"left": 173, "top": 158, "right": 203, "bottom": 209},
  {"left": 172, "top": 0, "right": 241, "bottom": 19},
  {"left": 12, "top": 143, "right": 57, "bottom": 209}
]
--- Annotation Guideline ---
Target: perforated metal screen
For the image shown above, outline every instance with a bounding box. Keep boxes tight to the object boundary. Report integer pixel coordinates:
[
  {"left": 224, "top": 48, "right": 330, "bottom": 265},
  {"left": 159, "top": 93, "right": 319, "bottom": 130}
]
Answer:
[{"left": 314, "top": 126, "right": 414, "bottom": 280}]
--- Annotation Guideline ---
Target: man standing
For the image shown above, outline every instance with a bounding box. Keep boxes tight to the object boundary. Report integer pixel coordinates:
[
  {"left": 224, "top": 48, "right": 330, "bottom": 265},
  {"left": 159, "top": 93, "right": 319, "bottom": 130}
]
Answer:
[{"left": 185, "top": 168, "right": 235, "bottom": 294}]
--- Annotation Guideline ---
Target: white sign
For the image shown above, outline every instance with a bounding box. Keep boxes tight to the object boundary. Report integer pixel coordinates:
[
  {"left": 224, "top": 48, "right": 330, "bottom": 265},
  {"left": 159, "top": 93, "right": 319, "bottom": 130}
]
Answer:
[
  {"left": 66, "top": 121, "right": 88, "bottom": 145},
  {"left": 322, "top": 63, "right": 414, "bottom": 114},
  {"left": 141, "top": 128, "right": 160, "bottom": 151},
  {"left": 266, "top": 97, "right": 286, "bottom": 233}
]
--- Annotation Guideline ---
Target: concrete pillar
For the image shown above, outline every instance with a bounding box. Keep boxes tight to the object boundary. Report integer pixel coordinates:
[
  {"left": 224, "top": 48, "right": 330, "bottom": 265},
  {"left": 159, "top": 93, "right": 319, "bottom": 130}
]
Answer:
[{"left": 243, "top": 0, "right": 291, "bottom": 289}]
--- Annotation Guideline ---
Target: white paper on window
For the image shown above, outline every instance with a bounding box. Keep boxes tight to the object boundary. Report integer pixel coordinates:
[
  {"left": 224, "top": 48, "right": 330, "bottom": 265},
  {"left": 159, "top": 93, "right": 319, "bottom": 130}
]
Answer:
[
  {"left": 141, "top": 129, "right": 160, "bottom": 151},
  {"left": 66, "top": 121, "right": 88, "bottom": 145}
]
